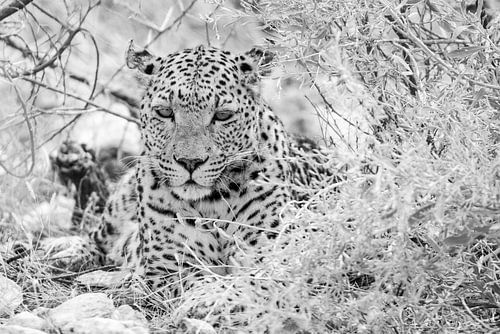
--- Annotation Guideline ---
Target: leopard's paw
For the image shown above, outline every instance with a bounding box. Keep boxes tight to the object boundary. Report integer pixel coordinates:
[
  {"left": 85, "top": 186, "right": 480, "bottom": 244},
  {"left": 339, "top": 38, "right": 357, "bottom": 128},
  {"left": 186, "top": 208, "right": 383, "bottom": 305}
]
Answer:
[{"left": 40, "top": 236, "right": 102, "bottom": 271}]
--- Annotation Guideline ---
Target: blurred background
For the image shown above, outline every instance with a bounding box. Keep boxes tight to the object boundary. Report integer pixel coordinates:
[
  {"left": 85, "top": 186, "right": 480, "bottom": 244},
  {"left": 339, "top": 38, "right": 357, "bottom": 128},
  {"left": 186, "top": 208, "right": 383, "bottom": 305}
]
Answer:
[
  {"left": 0, "top": 0, "right": 341, "bottom": 232},
  {"left": 0, "top": 0, "right": 337, "bottom": 175}
]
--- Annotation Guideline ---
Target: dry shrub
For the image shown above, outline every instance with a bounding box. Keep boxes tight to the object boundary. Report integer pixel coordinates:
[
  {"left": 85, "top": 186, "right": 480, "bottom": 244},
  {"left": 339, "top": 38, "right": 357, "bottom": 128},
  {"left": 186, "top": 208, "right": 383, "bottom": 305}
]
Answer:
[{"left": 168, "top": 0, "right": 499, "bottom": 332}]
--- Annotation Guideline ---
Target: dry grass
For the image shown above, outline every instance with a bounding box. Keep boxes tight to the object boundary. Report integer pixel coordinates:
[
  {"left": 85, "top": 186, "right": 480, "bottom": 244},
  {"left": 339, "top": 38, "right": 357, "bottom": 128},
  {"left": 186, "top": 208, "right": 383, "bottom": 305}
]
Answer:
[{"left": 1, "top": 0, "right": 500, "bottom": 333}]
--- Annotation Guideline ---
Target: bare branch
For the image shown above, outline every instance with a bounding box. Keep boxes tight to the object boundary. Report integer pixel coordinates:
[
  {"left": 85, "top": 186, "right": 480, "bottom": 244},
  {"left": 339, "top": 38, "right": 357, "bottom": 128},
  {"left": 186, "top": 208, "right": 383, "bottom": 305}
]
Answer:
[
  {"left": 3, "top": 36, "right": 140, "bottom": 112},
  {"left": 21, "top": 77, "right": 139, "bottom": 125},
  {"left": 388, "top": 7, "right": 500, "bottom": 93},
  {"left": 95, "top": 0, "right": 198, "bottom": 97},
  {"left": 18, "top": 28, "right": 82, "bottom": 77},
  {"left": 0, "top": 74, "right": 36, "bottom": 178}
]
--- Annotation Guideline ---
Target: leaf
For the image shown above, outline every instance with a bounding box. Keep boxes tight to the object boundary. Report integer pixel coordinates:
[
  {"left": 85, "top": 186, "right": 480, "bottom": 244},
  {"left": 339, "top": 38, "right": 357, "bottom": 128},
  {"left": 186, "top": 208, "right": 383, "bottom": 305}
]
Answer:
[
  {"left": 451, "top": 25, "right": 472, "bottom": 39},
  {"left": 471, "top": 88, "right": 487, "bottom": 108},
  {"left": 443, "top": 233, "right": 472, "bottom": 246},
  {"left": 408, "top": 203, "right": 435, "bottom": 226},
  {"left": 391, "top": 54, "right": 412, "bottom": 72},
  {"left": 426, "top": 2, "right": 441, "bottom": 14},
  {"left": 25, "top": 180, "right": 37, "bottom": 200},
  {"left": 446, "top": 46, "right": 484, "bottom": 59},
  {"left": 491, "top": 283, "right": 500, "bottom": 296}
]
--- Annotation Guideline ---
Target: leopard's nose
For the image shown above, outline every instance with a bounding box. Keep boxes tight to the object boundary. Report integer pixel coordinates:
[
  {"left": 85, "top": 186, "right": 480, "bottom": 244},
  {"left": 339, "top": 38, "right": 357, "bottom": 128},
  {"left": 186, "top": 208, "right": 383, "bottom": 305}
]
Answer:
[{"left": 174, "top": 156, "right": 208, "bottom": 173}]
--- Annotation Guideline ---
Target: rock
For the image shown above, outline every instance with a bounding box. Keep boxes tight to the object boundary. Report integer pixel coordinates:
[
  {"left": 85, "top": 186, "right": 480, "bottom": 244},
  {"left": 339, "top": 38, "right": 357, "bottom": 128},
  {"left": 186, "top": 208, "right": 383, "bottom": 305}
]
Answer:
[
  {"left": 20, "top": 194, "right": 74, "bottom": 235},
  {"left": 7, "top": 311, "right": 48, "bottom": 331},
  {"left": 32, "top": 307, "right": 50, "bottom": 318},
  {"left": 47, "top": 293, "right": 115, "bottom": 328},
  {"left": 182, "top": 318, "right": 216, "bottom": 334},
  {"left": 0, "top": 325, "right": 48, "bottom": 334},
  {"left": 111, "top": 305, "right": 148, "bottom": 327},
  {"left": 0, "top": 275, "right": 22, "bottom": 316},
  {"left": 76, "top": 270, "right": 132, "bottom": 288},
  {"left": 61, "top": 317, "right": 148, "bottom": 334}
]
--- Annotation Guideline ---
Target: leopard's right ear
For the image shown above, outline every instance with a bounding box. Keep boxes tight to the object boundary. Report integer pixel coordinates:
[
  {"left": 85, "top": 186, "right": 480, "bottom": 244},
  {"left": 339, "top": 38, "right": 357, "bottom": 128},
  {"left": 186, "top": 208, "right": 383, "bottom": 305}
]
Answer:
[{"left": 126, "top": 41, "right": 160, "bottom": 75}]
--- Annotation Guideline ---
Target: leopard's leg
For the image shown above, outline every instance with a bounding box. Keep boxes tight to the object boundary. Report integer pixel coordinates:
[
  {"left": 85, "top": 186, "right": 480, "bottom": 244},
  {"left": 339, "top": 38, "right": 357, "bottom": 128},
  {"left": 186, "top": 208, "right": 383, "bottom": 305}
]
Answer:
[
  {"left": 227, "top": 184, "right": 289, "bottom": 260},
  {"left": 168, "top": 185, "right": 290, "bottom": 320},
  {"left": 168, "top": 184, "right": 291, "bottom": 321},
  {"left": 138, "top": 182, "right": 289, "bottom": 297},
  {"left": 137, "top": 215, "right": 225, "bottom": 297}
]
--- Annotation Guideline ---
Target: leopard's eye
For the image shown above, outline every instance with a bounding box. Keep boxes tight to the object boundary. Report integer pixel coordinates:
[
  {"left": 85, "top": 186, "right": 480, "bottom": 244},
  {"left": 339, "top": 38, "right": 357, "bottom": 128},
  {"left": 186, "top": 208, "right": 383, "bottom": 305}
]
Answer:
[
  {"left": 152, "top": 105, "right": 174, "bottom": 119},
  {"left": 213, "top": 110, "right": 234, "bottom": 122}
]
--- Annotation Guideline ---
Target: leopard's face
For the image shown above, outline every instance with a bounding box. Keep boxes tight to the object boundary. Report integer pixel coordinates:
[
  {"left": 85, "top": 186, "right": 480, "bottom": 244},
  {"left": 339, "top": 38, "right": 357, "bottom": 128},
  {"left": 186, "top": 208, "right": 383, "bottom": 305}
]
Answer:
[{"left": 130, "top": 45, "right": 273, "bottom": 201}]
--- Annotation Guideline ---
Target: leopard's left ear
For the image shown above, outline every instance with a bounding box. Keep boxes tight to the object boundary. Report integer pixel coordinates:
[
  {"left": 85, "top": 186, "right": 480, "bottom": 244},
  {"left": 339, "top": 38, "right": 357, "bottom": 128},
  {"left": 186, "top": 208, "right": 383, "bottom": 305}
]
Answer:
[
  {"left": 126, "top": 40, "right": 160, "bottom": 75},
  {"left": 236, "top": 47, "right": 275, "bottom": 83}
]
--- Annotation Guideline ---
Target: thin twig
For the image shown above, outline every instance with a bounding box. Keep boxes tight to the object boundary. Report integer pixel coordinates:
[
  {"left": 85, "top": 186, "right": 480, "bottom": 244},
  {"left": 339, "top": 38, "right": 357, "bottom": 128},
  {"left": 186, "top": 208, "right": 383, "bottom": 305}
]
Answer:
[
  {"left": 95, "top": 0, "right": 198, "bottom": 97},
  {"left": 19, "top": 28, "right": 82, "bottom": 77},
  {"left": 9, "top": 1, "right": 98, "bottom": 78},
  {"left": 312, "top": 82, "right": 372, "bottom": 136},
  {"left": 388, "top": 7, "right": 500, "bottom": 92},
  {"left": 20, "top": 77, "right": 139, "bottom": 125},
  {"left": 0, "top": 74, "right": 36, "bottom": 178},
  {"left": 3, "top": 36, "right": 140, "bottom": 111},
  {"left": 460, "top": 298, "right": 494, "bottom": 331},
  {"left": 374, "top": 38, "right": 470, "bottom": 45}
]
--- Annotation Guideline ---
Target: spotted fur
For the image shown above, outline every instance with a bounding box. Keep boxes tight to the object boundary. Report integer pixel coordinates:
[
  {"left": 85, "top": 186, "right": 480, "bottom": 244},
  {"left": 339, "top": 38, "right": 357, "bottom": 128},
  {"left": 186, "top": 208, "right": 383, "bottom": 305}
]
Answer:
[{"left": 89, "top": 43, "right": 337, "bottom": 294}]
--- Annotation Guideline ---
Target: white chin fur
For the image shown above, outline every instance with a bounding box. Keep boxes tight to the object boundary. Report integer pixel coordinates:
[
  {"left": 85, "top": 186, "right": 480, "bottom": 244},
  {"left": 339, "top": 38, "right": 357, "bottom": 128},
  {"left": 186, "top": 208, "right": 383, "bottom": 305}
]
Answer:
[{"left": 171, "top": 184, "right": 212, "bottom": 201}]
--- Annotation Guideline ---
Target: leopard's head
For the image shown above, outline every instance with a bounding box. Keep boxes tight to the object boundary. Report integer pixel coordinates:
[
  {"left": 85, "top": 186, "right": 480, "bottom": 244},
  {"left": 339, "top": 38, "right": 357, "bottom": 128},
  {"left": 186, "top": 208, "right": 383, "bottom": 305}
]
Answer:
[{"left": 126, "top": 42, "right": 274, "bottom": 201}]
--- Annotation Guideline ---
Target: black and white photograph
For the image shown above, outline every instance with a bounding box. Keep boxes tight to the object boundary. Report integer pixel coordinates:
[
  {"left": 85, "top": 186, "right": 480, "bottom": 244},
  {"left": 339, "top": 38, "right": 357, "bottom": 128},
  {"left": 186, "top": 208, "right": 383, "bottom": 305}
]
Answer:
[{"left": 0, "top": 0, "right": 499, "bottom": 332}]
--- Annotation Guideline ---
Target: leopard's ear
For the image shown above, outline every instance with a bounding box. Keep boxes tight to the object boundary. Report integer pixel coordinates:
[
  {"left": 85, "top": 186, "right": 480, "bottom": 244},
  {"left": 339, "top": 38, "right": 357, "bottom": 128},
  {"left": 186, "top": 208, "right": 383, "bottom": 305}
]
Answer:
[
  {"left": 126, "top": 40, "right": 160, "bottom": 75},
  {"left": 236, "top": 47, "right": 275, "bottom": 83}
]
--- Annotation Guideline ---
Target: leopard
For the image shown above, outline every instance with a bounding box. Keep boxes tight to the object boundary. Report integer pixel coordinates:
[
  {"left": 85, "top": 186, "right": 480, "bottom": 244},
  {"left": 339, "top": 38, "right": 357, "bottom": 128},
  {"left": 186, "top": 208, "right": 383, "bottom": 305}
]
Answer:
[{"left": 50, "top": 42, "right": 340, "bottom": 296}]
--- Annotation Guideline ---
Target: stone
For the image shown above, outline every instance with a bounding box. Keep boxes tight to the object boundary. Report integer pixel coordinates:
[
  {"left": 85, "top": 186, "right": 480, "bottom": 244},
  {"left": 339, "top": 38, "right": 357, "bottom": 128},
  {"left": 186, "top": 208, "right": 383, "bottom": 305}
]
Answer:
[
  {"left": 0, "top": 275, "right": 22, "bottom": 316},
  {"left": 111, "top": 304, "right": 148, "bottom": 327},
  {"left": 61, "top": 317, "right": 149, "bottom": 334},
  {"left": 182, "top": 318, "right": 216, "bottom": 334},
  {"left": 7, "top": 311, "right": 48, "bottom": 331},
  {"left": 0, "top": 325, "right": 48, "bottom": 334},
  {"left": 31, "top": 307, "right": 50, "bottom": 318},
  {"left": 20, "top": 194, "right": 74, "bottom": 234},
  {"left": 76, "top": 270, "right": 132, "bottom": 288},
  {"left": 47, "top": 293, "right": 115, "bottom": 328}
]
